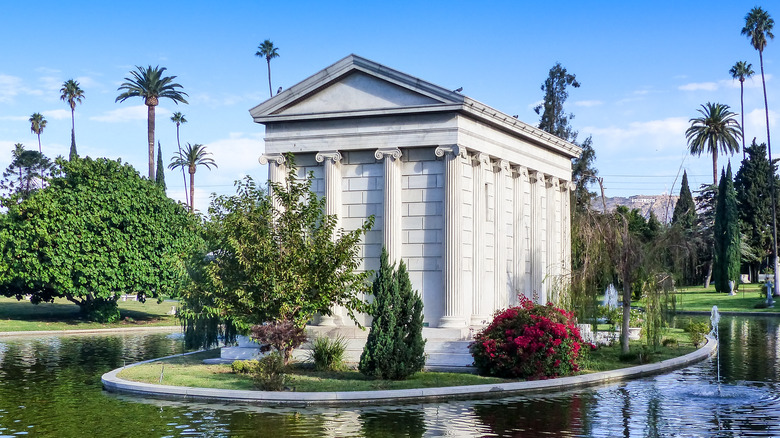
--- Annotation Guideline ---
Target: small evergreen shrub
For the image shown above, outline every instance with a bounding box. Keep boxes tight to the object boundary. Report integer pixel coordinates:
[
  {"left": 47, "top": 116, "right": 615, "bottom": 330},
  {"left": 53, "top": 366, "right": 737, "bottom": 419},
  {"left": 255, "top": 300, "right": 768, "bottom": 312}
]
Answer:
[
  {"left": 469, "top": 296, "right": 593, "bottom": 379},
  {"left": 251, "top": 351, "right": 287, "bottom": 391},
  {"left": 661, "top": 338, "right": 679, "bottom": 348},
  {"left": 231, "top": 359, "right": 260, "bottom": 374},
  {"left": 685, "top": 320, "right": 710, "bottom": 347},
  {"left": 359, "top": 248, "right": 427, "bottom": 380},
  {"left": 309, "top": 335, "right": 349, "bottom": 371}
]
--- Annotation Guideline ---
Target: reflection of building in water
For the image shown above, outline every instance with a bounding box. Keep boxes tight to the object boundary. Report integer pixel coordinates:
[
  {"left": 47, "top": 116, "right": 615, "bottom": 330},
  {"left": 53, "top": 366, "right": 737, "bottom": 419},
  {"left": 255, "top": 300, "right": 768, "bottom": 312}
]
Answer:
[{"left": 251, "top": 55, "right": 580, "bottom": 331}]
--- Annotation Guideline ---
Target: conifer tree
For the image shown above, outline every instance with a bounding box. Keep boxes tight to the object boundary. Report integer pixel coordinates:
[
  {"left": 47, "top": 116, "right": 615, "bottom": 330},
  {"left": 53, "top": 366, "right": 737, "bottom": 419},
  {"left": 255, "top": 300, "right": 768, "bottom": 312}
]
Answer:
[
  {"left": 156, "top": 142, "right": 166, "bottom": 189},
  {"left": 359, "top": 248, "right": 426, "bottom": 380},
  {"left": 672, "top": 171, "right": 696, "bottom": 229},
  {"left": 713, "top": 164, "right": 741, "bottom": 293}
]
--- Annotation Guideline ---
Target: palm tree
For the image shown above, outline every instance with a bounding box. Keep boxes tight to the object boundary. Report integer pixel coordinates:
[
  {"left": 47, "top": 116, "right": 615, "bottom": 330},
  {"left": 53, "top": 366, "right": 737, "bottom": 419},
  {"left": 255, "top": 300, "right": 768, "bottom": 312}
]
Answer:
[
  {"left": 170, "top": 112, "right": 189, "bottom": 205},
  {"left": 29, "top": 113, "right": 47, "bottom": 153},
  {"left": 168, "top": 143, "right": 217, "bottom": 213},
  {"left": 255, "top": 40, "right": 280, "bottom": 98},
  {"left": 729, "top": 61, "right": 755, "bottom": 158},
  {"left": 115, "top": 66, "right": 188, "bottom": 179},
  {"left": 685, "top": 102, "right": 742, "bottom": 185},
  {"left": 743, "top": 6, "right": 777, "bottom": 295},
  {"left": 59, "top": 79, "right": 84, "bottom": 150}
]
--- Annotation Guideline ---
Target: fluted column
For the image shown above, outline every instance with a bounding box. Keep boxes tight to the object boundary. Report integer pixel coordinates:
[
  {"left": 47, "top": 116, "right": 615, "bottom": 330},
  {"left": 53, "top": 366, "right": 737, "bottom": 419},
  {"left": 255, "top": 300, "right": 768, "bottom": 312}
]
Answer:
[
  {"left": 529, "top": 170, "right": 545, "bottom": 304},
  {"left": 435, "top": 145, "right": 467, "bottom": 328},
  {"left": 494, "top": 160, "right": 509, "bottom": 311},
  {"left": 561, "top": 181, "right": 573, "bottom": 283},
  {"left": 512, "top": 166, "right": 528, "bottom": 305},
  {"left": 315, "top": 150, "right": 343, "bottom": 326},
  {"left": 471, "top": 153, "right": 490, "bottom": 325},
  {"left": 546, "top": 177, "right": 561, "bottom": 303},
  {"left": 258, "top": 153, "right": 287, "bottom": 211},
  {"left": 375, "top": 148, "right": 403, "bottom": 264}
]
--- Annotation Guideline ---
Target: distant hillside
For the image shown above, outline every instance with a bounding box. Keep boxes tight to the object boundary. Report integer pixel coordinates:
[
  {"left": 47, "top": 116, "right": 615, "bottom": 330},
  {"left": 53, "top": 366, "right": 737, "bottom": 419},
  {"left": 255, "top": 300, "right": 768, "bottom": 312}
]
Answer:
[{"left": 593, "top": 194, "right": 679, "bottom": 223}]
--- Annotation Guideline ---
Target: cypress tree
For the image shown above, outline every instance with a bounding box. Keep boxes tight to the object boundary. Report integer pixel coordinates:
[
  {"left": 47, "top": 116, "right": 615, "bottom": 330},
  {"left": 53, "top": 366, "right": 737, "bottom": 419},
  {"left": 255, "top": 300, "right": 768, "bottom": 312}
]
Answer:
[
  {"left": 714, "top": 164, "right": 741, "bottom": 293},
  {"left": 359, "top": 248, "right": 426, "bottom": 380},
  {"left": 672, "top": 171, "right": 696, "bottom": 230},
  {"left": 735, "top": 140, "right": 775, "bottom": 279},
  {"left": 69, "top": 131, "right": 77, "bottom": 161},
  {"left": 156, "top": 142, "right": 166, "bottom": 189}
]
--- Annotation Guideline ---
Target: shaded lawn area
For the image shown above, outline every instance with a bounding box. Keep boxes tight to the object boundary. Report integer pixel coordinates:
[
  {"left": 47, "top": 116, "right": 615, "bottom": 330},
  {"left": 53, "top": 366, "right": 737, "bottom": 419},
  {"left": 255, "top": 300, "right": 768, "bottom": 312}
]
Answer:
[
  {"left": 670, "top": 284, "right": 780, "bottom": 313},
  {"left": 119, "top": 328, "right": 698, "bottom": 392},
  {"left": 0, "top": 296, "right": 178, "bottom": 332}
]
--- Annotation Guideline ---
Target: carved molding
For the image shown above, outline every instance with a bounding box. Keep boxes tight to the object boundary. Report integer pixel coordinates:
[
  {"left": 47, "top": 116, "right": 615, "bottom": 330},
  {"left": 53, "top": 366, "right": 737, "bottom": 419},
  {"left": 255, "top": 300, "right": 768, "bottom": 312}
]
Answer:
[
  {"left": 496, "top": 159, "right": 511, "bottom": 173},
  {"left": 528, "top": 170, "right": 541, "bottom": 184},
  {"left": 434, "top": 145, "right": 466, "bottom": 159},
  {"left": 374, "top": 148, "right": 402, "bottom": 160},
  {"left": 315, "top": 151, "right": 343, "bottom": 164},
  {"left": 258, "top": 153, "right": 286, "bottom": 165}
]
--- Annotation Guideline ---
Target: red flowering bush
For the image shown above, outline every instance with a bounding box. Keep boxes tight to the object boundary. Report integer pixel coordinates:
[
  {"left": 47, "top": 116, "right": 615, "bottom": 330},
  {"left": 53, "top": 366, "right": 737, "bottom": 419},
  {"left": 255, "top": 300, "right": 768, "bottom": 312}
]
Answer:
[{"left": 469, "top": 297, "right": 593, "bottom": 379}]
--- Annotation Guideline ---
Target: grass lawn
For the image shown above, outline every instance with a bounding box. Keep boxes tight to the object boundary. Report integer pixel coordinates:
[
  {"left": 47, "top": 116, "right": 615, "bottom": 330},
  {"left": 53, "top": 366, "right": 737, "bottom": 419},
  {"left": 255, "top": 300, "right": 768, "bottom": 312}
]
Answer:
[
  {"left": 0, "top": 296, "right": 178, "bottom": 332},
  {"left": 118, "top": 328, "right": 698, "bottom": 392},
  {"left": 669, "top": 284, "right": 780, "bottom": 313}
]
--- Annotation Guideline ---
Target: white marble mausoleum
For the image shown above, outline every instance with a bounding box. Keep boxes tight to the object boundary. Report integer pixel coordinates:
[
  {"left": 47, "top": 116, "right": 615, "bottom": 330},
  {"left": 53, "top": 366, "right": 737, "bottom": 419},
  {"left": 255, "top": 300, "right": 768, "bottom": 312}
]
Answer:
[{"left": 250, "top": 55, "right": 581, "bottom": 330}]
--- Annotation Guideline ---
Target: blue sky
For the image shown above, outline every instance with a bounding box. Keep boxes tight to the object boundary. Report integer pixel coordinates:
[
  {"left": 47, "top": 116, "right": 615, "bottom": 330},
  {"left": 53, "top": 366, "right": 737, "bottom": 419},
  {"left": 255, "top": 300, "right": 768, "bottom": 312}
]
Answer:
[{"left": 0, "top": 1, "right": 776, "bottom": 212}]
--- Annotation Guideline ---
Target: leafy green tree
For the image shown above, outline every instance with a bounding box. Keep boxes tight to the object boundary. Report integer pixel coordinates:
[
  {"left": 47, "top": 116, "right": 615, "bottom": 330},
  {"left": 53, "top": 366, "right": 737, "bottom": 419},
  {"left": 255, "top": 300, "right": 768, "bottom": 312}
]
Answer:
[
  {"left": 729, "top": 61, "right": 755, "bottom": 158},
  {"left": 0, "top": 157, "right": 199, "bottom": 322},
  {"left": 685, "top": 102, "right": 742, "bottom": 185},
  {"left": 171, "top": 112, "right": 188, "bottom": 205},
  {"left": 534, "top": 62, "right": 580, "bottom": 143},
  {"left": 672, "top": 171, "right": 696, "bottom": 230},
  {"left": 116, "top": 65, "right": 189, "bottom": 179},
  {"left": 155, "top": 142, "right": 166, "bottom": 190},
  {"left": 179, "top": 155, "right": 373, "bottom": 355},
  {"left": 359, "top": 248, "right": 426, "bottom": 380},
  {"left": 571, "top": 136, "right": 597, "bottom": 213},
  {"left": 29, "top": 113, "right": 46, "bottom": 153},
  {"left": 60, "top": 79, "right": 84, "bottom": 157},
  {"left": 735, "top": 140, "right": 778, "bottom": 280},
  {"left": 695, "top": 184, "right": 718, "bottom": 288},
  {"left": 743, "top": 6, "right": 778, "bottom": 294},
  {"left": 168, "top": 143, "right": 217, "bottom": 213},
  {"left": 256, "top": 39, "right": 280, "bottom": 98},
  {"left": 0, "top": 144, "right": 52, "bottom": 201},
  {"left": 713, "top": 165, "right": 741, "bottom": 293}
]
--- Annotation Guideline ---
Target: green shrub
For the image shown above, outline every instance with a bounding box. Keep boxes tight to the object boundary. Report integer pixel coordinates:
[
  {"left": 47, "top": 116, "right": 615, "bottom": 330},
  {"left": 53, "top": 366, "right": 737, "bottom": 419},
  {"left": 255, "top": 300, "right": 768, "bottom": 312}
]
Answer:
[
  {"left": 231, "top": 359, "right": 260, "bottom": 374},
  {"left": 685, "top": 320, "right": 710, "bottom": 348},
  {"left": 359, "top": 248, "right": 426, "bottom": 380},
  {"left": 309, "top": 335, "right": 349, "bottom": 371},
  {"left": 251, "top": 352, "right": 287, "bottom": 391},
  {"left": 661, "top": 338, "right": 678, "bottom": 348}
]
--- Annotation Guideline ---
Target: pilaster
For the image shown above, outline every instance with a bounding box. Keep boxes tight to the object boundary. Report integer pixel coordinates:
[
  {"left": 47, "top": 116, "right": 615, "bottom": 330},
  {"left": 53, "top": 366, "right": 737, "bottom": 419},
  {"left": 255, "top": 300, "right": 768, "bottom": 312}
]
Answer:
[
  {"left": 546, "top": 177, "right": 561, "bottom": 303},
  {"left": 375, "top": 148, "right": 403, "bottom": 264},
  {"left": 529, "top": 170, "right": 545, "bottom": 304},
  {"left": 494, "top": 160, "right": 510, "bottom": 310},
  {"left": 315, "top": 150, "right": 343, "bottom": 326},
  {"left": 435, "top": 145, "right": 467, "bottom": 328},
  {"left": 512, "top": 166, "right": 528, "bottom": 305}
]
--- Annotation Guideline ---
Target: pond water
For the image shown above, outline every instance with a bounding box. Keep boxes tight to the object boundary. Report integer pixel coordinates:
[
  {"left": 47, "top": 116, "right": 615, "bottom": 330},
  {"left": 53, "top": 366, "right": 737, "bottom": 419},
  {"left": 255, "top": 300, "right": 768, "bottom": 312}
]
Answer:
[{"left": 0, "top": 316, "right": 778, "bottom": 437}]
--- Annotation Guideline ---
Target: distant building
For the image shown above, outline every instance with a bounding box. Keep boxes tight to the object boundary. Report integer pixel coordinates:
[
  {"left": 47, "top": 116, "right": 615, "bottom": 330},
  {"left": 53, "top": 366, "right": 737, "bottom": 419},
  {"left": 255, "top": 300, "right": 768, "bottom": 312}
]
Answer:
[
  {"left": 250, "top": 55, "right": 581, "bottom": 330},
  {"left": 596, "top": 194, "right": 679, "bottom": 223}
]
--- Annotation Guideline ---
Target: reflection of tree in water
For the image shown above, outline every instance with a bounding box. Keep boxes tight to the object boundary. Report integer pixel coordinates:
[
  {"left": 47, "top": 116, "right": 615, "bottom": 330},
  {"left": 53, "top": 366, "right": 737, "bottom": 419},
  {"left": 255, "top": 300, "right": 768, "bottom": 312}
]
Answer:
[
  {"left": 472, "top": 393, "right": 594, "bottom": 437},
  {"left": 360, "top": 407, "right": 426, "bottom": 438},
  {"left": 226, "top": 411, "right": 331, "bottom": 437}
]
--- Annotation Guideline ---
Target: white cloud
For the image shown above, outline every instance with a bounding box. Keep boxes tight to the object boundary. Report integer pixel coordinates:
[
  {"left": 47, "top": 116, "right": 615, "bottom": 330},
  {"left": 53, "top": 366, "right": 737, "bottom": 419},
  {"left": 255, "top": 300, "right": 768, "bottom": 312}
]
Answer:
[
  {"left": 584, "top": 116, "right": 689, "bottom": 153},
  {"left": 0, "top": 75, "right": 24, "bottom": 102},
  {"left": 678, "top": 81, "right": 718, "bottom": 91},
  {"left": 43, "top": 109, "right": 72, "bottom": 120},
  {"left": 205, "top": 133, "right": 265, "bottom": 175},
  {"left": 90, "top": 105, "right": 171, "bottom": 122},
  {"left": 574, "top": 100, "right": 603, "bottom": 107},
  {"left": 0, "top": 115, "right": 28, "bottom": 121}
]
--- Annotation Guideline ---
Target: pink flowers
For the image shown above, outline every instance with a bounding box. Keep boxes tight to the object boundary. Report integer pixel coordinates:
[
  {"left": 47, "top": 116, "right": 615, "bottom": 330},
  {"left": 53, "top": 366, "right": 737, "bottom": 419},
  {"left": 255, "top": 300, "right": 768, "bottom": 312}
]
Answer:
[{"left": 469, "top": 296, "right": 594, "bottom": 380}]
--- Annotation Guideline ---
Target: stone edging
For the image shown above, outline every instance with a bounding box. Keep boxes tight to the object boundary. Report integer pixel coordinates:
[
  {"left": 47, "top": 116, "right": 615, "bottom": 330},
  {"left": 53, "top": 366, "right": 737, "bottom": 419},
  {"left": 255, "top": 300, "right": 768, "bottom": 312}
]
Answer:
[
  {"left": 0, "top": 326, "right": 180, "bottom": 338},
  {"left": 101, "top": 336, "right": 717, "bottom": 407}
]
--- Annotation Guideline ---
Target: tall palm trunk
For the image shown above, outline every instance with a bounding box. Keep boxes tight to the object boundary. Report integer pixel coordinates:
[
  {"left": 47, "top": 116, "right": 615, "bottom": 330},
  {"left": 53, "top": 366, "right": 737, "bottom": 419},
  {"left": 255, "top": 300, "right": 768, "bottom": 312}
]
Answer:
[
  {"left": 760, "top": 49, "right": 780, "bottom": 296},
  {"left": 712, "top": 149, "right": 718, "bottom": 186},
  {"left": 740, "top": 80, "right": 746, "bottom": 159},
  {"left": 267, "top": 61, "right": 273, "bottom": 97},
  {"left": 189, "top": 167, "right": 195, "bottom": 214},
  {"left": 36, "top": 134, "right": 41, "bottom": 153},
  {"left": 176, "top": 124, "right": 188, "bottom": 205},
  {"left": 147, "top": 104, "right": 156, "bottom": 179}
]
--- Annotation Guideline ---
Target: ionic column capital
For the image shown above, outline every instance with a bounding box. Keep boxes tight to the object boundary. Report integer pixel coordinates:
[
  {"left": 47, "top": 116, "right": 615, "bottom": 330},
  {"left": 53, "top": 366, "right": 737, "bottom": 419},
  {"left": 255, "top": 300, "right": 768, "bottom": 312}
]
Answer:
[
  {"left": 375, "top": 148, "right": 402, "bottom": 161},
  {"left": 258, "top": 153, "right": 286, "bottom": 166},
  {"left": 472, "top": 152, "right": 491, "bottom": 168},
  {"left": 528, "top": 170, "right": 542, "bottom": 183},
  {"left": 495, "top": 159, "right": 511, "bottom": 173},
  {"left": 434, "top": 145, "right": 466, "bottom": 159},
  {"left": 315, "top": 150, "right": 343, "bottom": 164},
  {"left": 513, "top": 165, "right": 529, "bottom": 179}
]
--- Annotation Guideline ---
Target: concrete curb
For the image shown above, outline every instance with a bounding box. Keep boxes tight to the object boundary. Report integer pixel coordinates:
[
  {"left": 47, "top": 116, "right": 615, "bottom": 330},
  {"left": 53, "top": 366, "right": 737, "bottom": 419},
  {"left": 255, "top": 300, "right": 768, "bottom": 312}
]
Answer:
[
  {"left": 101, "top": 336, "right": 718, "bottom": 407},
  {"left": 0, "top": 326, "right": 180, "bottom": 338}
]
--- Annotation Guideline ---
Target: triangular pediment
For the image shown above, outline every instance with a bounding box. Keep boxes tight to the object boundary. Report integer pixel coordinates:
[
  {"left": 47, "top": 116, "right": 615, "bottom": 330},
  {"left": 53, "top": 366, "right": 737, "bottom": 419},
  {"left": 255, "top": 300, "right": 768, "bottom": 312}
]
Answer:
[
  {"left": 250, "top": 54, "right": 465, "bottom": 121},
  {"left": 275, "top": 71, "right": 440, "bottom": 115}
]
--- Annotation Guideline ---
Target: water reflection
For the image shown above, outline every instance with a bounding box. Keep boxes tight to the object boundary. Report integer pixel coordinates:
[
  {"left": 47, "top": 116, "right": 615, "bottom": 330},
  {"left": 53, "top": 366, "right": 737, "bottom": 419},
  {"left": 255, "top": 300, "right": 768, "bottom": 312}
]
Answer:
[{"left": 1, "top": 317, "right": 780, "bottom": 437}]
